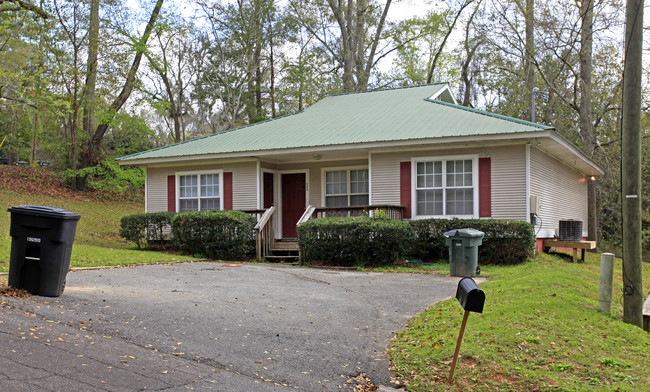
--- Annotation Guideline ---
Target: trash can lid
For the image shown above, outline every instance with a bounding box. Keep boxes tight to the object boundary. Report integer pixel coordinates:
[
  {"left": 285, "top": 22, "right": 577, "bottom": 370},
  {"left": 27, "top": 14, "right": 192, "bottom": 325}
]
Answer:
[
  {"left": 7, "top": 205, "right": 81, "bottom": 220},
  {"left": 443, "top": 228, "right": 484, "bottom": 238}
]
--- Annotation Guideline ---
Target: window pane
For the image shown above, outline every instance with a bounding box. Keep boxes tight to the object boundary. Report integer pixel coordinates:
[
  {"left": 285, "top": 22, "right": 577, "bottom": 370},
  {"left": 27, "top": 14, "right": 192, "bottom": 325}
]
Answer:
[
  {"left": 464, "top": 159, "right": 472, "bottom": 172},
  {"left": 350, "top": 169, "right": 368, "bottom": 193},
  {"left": 179, "top": 199, "right": 198, "bottom": 212},
  {"left": 446, "top": 189, "right": 473, "bottom": 215},
  {"left": 417, "top": 161, "right": 442, "bottom": 189},
  {"left": 434, "top": 172, "right": 442, "bottom": 187},
  {"left": 416, "top": 189, "right": 443, "bottom": 216},
  {"left": 201, "top": 174, "right": 219, "bottom": 197},
  {"left": 179, "top": 175, "right": 198, "bottom": 198},
  {"left": 200, "top": 197, "right": 220, "bottom": 211},
  {"left": 350, "top": 194, "right": 369, "bottom": 206},
  {"left": 325, "top": 170, "right": 347, "bottom": 195},
  {"left": 326, "top": 195, "right": 348, "bottom": 207}
]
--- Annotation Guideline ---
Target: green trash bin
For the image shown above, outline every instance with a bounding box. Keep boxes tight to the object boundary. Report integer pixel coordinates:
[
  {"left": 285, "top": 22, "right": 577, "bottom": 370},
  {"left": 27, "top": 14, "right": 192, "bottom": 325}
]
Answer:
[{"left": 444, "top": 228, "right": 484, "bottom": 277}]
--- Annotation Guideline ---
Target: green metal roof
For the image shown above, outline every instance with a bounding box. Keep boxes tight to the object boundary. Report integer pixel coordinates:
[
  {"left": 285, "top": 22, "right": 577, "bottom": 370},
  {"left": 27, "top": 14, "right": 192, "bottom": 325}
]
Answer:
[{"left": 118, "top": 84, "right": 553, "bottom": 162}]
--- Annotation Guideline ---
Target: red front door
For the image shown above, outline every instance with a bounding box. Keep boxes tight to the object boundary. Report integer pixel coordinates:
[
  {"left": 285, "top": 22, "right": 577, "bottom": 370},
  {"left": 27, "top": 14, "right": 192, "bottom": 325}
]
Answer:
[
  {"left": 263, "top": 172, "right": 274, "bottom": 209},
  {"left": 281, "top": 173, "right": 306, "bottom": 238}
]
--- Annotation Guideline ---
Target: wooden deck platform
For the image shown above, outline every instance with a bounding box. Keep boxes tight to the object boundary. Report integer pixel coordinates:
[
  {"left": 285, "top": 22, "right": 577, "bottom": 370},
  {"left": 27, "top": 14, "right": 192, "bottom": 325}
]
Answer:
[{"left": 543, "top": 239, "right": 597, "bottom": 263}]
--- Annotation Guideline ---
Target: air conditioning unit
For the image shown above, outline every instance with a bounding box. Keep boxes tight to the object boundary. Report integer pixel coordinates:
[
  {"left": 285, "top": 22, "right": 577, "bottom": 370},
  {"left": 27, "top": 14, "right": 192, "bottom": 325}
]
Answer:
[{"left": 558, "top": 220, "right": 583, "bottom": 241}]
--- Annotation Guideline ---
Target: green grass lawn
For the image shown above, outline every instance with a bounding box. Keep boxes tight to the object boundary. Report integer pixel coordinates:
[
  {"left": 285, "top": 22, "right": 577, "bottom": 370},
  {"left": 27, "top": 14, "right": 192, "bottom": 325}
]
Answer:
[
  {"left": 389, "top": 251, "right": 650, "bottom": 391},
  {"left": 0, "top": 189, "right": 202, "bottom": 274}
]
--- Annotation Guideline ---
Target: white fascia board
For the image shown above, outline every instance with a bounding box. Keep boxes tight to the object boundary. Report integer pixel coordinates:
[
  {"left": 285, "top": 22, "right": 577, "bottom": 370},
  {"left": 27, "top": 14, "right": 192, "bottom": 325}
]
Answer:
[
  {"left": 546, "top": 133, "right": 604, "bottom": 175},
  {"left": 118, "top": 156, "right": 260, "bottom": 169}
]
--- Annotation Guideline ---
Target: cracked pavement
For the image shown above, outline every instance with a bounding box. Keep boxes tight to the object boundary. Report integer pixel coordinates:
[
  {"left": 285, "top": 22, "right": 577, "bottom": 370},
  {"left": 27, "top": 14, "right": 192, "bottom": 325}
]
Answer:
[{"left": 1, "top": 262, "right": 459, "bottom": 391}]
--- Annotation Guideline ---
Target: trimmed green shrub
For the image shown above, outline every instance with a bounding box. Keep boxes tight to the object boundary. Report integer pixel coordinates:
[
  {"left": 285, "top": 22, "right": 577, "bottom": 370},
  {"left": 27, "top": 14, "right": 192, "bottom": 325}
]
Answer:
[
  {"left": 119, "top": 212, "right": 175, "bottom": 249},
  {"left": 410, "top": 218, "right": 535, "bottom": 265},
  {"left": 171, "top": 210, "right": 255, "bottom": 259},
  {"left": 297, "top": 216, "right": 414, "bottom": 267}
]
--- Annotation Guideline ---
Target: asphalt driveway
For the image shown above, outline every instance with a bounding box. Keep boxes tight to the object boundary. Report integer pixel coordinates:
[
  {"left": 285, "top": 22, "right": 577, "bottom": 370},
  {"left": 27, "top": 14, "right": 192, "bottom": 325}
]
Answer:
[{"left": 2, "top": 262, "right": 460, "bottom": 391}]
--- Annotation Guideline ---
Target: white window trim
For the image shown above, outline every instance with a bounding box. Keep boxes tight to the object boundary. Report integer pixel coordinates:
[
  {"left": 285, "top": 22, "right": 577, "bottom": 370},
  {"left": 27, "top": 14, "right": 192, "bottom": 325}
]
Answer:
[
  {"left": 176, "top": 169, "right": 224, "bottom": 212},
  {"left": 320, "top": 166, "right": 370, "bottom": 207},
  {"left": 411, "top": 155, "right": 479, "bottom": 219}
]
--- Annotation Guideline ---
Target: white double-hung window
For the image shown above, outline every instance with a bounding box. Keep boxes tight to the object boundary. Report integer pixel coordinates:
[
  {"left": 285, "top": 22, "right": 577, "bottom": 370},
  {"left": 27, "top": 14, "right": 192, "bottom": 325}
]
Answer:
[
  {"left": 178, "top": 171, "right": 222, "bottom": 211},
  {"left": 414, "top": 156, "right": 477, "bottom": 218},
  {"left": 324, "top": 168, "right": 369, "bottom": 207}
]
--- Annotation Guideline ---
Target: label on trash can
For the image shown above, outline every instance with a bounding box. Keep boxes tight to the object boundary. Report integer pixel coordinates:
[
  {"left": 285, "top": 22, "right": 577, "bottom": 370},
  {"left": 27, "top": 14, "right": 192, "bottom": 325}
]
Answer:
[{"left": 27, "top": 237, "right": 41, "bottom": 243}]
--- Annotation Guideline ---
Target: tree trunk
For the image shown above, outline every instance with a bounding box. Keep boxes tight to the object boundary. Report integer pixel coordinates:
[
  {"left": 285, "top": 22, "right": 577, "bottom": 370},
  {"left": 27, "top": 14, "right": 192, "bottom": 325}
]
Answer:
[
  {"left": 524, "top": 0, "right": 535, "bottom": 118},
  {"left": 327, "top": 0, "right": 392, "bottom": 92},
  {"left": 82, "top": 0, "right": 99, "bottom": 142},
  {"left": 268, "top": 13, "right": 276, "bottom": 118},
  {"left": 579, "top": 0, "right": 597, "bottom": 243},
  {"left": 80, "top": 0, "right": 164, "bottom": 168},
  {"left": 460, "top": 2, "right": 482, "bottom": 107}
]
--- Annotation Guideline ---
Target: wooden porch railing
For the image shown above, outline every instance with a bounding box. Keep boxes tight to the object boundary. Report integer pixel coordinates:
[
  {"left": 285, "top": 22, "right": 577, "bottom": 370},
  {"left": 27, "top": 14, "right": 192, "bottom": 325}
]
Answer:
[
  {"left": 296, "top": 204, "right": 405, "bottom": 225},
  {"left": 253, "top": 206, "right": 275, "bottom": 261},
  {"left": 313, "top": 204, "right": 404, "bottom": 220}
]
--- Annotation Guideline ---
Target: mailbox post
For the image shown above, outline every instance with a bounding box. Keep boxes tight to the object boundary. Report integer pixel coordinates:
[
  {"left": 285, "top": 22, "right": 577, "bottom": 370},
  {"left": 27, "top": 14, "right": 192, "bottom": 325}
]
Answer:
[{"left": 448, "top": 277, "right": 485, "bottom": 383}]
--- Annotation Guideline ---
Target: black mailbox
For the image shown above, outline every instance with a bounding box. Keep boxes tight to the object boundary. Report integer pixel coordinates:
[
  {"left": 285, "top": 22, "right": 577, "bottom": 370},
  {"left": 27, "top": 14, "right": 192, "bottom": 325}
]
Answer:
[{"left": 455, "top": 277, "right": 485, "bottom": 313}]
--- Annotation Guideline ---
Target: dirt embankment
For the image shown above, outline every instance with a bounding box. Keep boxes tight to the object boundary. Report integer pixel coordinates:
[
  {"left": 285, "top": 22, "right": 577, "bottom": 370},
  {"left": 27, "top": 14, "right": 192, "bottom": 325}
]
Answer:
[{"left": 0, "top": 165, "right": 87, "bottom": 199}]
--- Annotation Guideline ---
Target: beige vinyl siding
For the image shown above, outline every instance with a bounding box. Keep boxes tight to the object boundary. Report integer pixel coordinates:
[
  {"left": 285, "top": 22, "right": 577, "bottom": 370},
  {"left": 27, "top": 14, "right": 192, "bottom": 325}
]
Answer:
[
  {"left": 229, "top": 161, "right": 258, "bottom": 210},
  {"left": 145, "top": 161, "right": 259, "bottom": 212},
  {"left": 146, "top": 167, "right": 170, "bottom": 213},
  {"left": 530, "top": 147, "right": 587, "bottom": 235},
  {"left": 370, "top": 145, "right": 528, "bottom": 220},
  {"left": 490, "top": 145, "right": 527, "bottom": 220},
  {"left": 370, "top": 151, "right": 402, "bottom": 205}
]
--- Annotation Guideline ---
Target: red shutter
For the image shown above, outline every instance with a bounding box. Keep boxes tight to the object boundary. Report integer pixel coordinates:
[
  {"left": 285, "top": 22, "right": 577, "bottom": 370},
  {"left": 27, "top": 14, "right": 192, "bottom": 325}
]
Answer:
[
  {"left": 478, "top": 157, "right": 491, "bottom": 217},
  {"left": 167, "top": 175, "right": 176, "bottom": 212},
  {"left": 223, "top": 172, "right": 233, "bottom": 210},
  {"left": 400, "top": 162, "right": 411, "bottom": 219}
]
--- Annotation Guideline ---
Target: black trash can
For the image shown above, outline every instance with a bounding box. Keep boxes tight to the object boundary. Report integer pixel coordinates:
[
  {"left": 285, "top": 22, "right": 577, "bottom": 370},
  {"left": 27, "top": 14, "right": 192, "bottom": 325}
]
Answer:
[{"left": 7, "top": 205, "right": 81, "bottom": 297}]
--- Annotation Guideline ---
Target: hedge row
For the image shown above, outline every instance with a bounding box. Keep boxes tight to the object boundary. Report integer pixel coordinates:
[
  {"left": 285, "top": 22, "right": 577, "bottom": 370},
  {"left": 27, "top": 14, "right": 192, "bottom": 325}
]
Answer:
[
  {"left": 299, "top": 217, "right": 535, "bottom": 267},
  {"left": 119, "top": 210, "right": 255, "bottom": 259},
  {"left": 410, "top": 218, "right": 535, "bottom": 265},
  {"left": 119, "top": 212, "right": 175, "bottom": 249},
  {"left": 171, "top": 210, "right": 255, "bottom": 259},
  {"left": 121, "top": 211, "right": 535, "bottom": 266},
  {"left": 297, "top": 217, "right": 413, "bottom": 267}
]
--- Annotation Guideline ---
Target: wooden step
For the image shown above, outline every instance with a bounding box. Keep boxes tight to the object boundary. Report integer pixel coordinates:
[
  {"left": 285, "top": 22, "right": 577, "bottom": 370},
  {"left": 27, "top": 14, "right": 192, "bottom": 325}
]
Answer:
[{"left": 272, "top": 241, "right": 299, "bottom": 251}]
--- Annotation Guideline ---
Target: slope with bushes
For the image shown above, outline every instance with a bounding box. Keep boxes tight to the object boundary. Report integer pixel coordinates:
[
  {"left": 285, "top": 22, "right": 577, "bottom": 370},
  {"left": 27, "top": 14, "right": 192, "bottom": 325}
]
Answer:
[{"left": 0, "top": 165, "right": 199, "bottom": 273}]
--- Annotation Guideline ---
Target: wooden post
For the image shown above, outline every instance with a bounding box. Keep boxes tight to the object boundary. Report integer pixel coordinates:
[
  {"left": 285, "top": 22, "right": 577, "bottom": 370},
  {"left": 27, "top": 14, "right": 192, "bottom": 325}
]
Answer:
[
  {"left": 621, "top": 0, "right": 644, "bottom": 327},
  {"left": 448, "top": 310, "right": 470, "bottom": 383},
  {"left": 599, "top": 253, "right": 615, "bottom": 313}
]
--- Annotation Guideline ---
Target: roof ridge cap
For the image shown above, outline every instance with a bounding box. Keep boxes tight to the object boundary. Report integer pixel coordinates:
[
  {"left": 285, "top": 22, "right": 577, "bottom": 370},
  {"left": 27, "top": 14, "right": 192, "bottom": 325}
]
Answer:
[{"left": 327, "top": 82, "right": 448, "bottom": 98}]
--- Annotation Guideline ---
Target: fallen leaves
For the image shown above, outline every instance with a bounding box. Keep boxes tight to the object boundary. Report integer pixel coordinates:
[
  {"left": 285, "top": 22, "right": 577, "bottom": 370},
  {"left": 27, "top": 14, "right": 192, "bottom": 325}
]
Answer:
[
  {"left": 345, "top": 373, "right": 379, "bottom": 392},
  {"left": 0, "top": 286, "right": 31, "bottom": 298}
]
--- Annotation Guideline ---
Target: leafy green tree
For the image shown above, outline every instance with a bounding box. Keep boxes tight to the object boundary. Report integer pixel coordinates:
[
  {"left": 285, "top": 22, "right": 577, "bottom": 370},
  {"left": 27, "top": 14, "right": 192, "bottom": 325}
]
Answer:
[{"left": 196, "top": 0, "right": 281, "bottom": 129}]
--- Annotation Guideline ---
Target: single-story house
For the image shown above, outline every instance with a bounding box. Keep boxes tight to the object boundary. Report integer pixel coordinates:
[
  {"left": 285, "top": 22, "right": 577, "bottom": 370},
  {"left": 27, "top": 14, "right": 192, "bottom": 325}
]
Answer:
[{"left": 117, "top": 83, "right": 603, "bottom": 258}]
